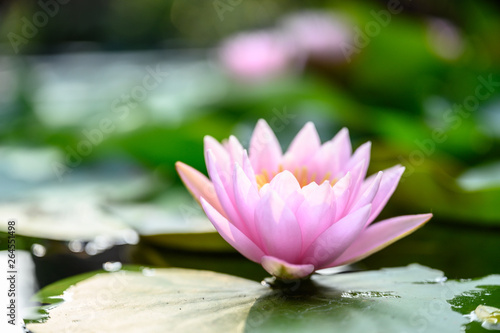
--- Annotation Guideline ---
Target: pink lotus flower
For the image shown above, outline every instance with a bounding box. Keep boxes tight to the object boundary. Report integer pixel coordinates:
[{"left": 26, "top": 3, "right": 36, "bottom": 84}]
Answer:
[{"left": 176, "top": 120, "right": 432, "bottom": 280}]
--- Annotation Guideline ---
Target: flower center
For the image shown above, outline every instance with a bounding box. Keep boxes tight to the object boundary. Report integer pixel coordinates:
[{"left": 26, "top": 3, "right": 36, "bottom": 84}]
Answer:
[{"left": 255, "top": 165, "right": 337, "bottom": 189}]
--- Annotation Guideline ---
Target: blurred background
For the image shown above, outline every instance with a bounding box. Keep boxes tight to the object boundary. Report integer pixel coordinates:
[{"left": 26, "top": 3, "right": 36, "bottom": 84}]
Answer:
[{"left": 0, "top": 0, "right": 500, "bottom": 320}]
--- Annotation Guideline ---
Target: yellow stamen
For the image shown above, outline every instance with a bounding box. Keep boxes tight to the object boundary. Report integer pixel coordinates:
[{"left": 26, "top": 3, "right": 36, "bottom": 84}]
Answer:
[
  {"left": 256, "top": 165, "right": 341, "bottom": 190},
  {"left": 320, "top": 172, "right": 332, "bottom": 184},
  {"left": 255, "top": 164, "right": 339, "bottom": 190},
  {"left": 256, "top": 175, "right": 267, "bottom": 189},
  {"left": 299, "top": 167, "right": 308, "bottom": 187},
  {"left": 310, "top": 172, "right": 317, "bottom": 184},
  {"left": 262, "top": 169, "right": 270, "bottom": 182}
]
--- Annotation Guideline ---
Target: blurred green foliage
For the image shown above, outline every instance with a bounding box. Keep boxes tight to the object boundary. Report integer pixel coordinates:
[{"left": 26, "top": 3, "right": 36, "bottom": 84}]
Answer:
[
  {"left": 0, "top": 0, "right": 500, "bottom": 218},
  {"left": 0, "top": 0, "right": 499, "bottom": 284}
]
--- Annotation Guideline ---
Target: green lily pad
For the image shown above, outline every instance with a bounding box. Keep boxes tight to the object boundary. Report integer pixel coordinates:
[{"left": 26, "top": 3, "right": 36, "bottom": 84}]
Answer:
[
  {"left": 0, "top": 199, "right": 135, "bottom": 243},
  {"left": 0, "top": 151, "right": 164, "bottom": 244},
  {"left": 108, "top": 191, "right": 233, "bottom": 252},
  {"left": 27, "top": 264, "right": 500, "bottom": 332},
  {"left": 0, "top": 146, "right": 159, "bottom": 202},
  {"left": 457, "top": 161, "right": 500, "bottom": 191}
]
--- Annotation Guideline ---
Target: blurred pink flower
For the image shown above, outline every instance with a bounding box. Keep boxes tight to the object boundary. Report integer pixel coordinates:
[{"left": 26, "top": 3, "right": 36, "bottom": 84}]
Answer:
[
  {"left": 217, "top": 11, "right": 352, "bottom": 81},
  {"left": 218, "top": 31, "right": 296, "bottom": 82},
  {"left": 426, "top": 18, "right": 464, "bottom": 60},
  {"left": 176, "top": 120, "right": 432, "bottom": 280},
  {"left": 281, "top": 11, "right": 351, "bottom": 62}
]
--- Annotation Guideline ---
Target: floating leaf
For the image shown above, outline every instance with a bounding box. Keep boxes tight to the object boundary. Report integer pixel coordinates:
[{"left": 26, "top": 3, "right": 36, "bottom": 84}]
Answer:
[
  {"left": 0, "top": 156, "right": 158, "bottom": 243},
  {"left": 28, "top": 265, "right": 500, "bottom": 332},
  {"left": 457, "top": 162, "right": 500, "bottom": 191},
  {"left": 0, "top": 199, "right": 135, "bottom": 243},
  {"left": 108, "top": 191, "right": 233, "bottom": 251}
]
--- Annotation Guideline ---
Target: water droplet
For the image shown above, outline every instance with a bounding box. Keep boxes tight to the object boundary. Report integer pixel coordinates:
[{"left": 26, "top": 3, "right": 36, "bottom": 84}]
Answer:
[
  {"left": 31, "top": 243, "right": 46, "bottom": 257},
  {"left": 68, "top": 240, "right": 84, "bottom": 253},
  {"left": 434, "top": 276, "right": 447, "bottom": 283},
  {"left": 62, "top": 290, "right": 73, "bottom": 302},
  {"left": 341, "top": 290, "right": 400, "bottom": 299},
  {"left": 85, "top": 242, "right": 97, "bottom": 256},
  {"left": 142, "top": 268, "right": 156, "bottom": 277},
  {"left": 103, "top": 262, "right": 122, "bottom": 272},
  {"left": 122, "top": 229, "right": 139, "bottom": 245},
  {"left": 94, "top": 235, "right": 113, "bottom": 251}
]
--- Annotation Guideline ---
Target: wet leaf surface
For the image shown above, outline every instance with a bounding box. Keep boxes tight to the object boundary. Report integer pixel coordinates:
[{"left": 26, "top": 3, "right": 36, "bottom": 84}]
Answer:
[{"left": 27, "top": 264, "right": 500, "bottom": 333}]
